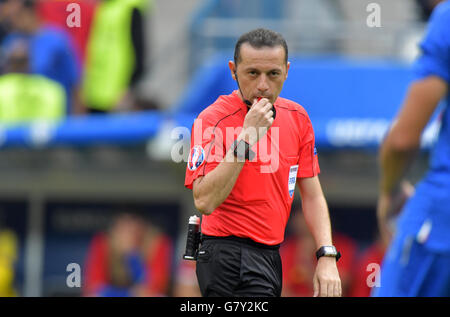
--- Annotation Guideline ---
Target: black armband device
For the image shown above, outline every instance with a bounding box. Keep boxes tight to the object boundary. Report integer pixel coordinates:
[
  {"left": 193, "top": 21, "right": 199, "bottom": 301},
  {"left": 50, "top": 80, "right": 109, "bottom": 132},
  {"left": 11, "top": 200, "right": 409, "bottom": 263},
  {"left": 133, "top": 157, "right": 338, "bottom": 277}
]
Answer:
[{"left": 232, "top": 139, "right": 255, "bottom": 161}]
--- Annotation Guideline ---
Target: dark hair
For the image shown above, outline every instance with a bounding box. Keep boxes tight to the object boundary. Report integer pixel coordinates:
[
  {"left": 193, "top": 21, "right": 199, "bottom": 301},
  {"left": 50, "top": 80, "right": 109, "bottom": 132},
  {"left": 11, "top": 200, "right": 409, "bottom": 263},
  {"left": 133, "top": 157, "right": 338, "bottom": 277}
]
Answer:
[
  {"left": 1, "top": 0, "right": 36, "bottom": 8},
  {"left": 22, "top": 0, "right": 35, "bottom": 9},
  {"left": 4, "top": 0, "right": 36, "bottom": 9},
  {"left": 234, "top": 28, "right": 288, "bottom": 65}
]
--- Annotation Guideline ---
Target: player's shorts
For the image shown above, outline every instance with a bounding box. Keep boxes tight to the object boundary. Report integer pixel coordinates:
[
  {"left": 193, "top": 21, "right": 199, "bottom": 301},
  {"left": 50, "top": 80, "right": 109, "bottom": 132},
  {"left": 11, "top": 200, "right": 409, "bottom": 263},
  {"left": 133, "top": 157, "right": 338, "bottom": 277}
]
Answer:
[
  {"left": 372, "top": 229, "right": 450, "bottom": 297},
  {"left": 195, "top": 235, "right": 282, "bottom": 297}
]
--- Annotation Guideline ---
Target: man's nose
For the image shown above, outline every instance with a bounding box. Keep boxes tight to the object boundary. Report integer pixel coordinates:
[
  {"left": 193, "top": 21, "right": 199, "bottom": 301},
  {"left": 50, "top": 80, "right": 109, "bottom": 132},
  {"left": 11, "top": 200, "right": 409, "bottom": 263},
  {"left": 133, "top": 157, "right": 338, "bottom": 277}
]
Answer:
[{"left": 257, "top": 75, "right": 269, "bottom": 92}]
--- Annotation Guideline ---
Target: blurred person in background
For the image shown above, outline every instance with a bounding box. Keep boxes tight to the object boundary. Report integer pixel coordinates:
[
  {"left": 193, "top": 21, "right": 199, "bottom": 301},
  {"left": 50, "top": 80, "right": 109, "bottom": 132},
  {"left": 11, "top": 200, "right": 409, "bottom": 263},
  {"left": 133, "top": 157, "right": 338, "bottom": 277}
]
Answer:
[
  {"left": 0, "top": 39, "right": 65, "bottom": 124},
  {"left": 0, "top": 0, "right": 81, "bottom": 115},
  {"left": 37, "top": 0, "right": 99, "bottom": 67},
  {"left": 0, "top": 228, "right": 18, "bottom": 297},
  {"left": 280, "top": 201, "right": 357, "bottom": 297},
  {"left": 172, "top": 259, "right": 201, "bottom": 297},
  {"left": 0, "top": 0, "right": 12, "bottom": 43},
  {"left": 81, "top": 0, "right": 150, "bottom": 114},
  {"left": 83, "top": 213, "right": 173, "bottom": 297},
  {"left": 280, "top": 204, "right": 317, "bottom": 297},
  {"left": 375, "top": 0, "right": 450, "bottom": 296},
  {"left": 416, "top": 0, "right": 446, "bottom": 20},
  {"left": 349, "top": 235, "right": 385, "bottom": 297}
]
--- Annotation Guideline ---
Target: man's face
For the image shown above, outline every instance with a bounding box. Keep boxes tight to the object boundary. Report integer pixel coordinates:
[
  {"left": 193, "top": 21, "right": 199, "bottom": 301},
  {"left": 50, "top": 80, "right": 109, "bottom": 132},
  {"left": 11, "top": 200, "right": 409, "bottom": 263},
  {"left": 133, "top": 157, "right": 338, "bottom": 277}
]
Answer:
[
  {"left": 1, "top": 0, "right": 23, "bottom": 26},
  {"left": 229, "top": 43, "right": 290, "bottom": 105}
]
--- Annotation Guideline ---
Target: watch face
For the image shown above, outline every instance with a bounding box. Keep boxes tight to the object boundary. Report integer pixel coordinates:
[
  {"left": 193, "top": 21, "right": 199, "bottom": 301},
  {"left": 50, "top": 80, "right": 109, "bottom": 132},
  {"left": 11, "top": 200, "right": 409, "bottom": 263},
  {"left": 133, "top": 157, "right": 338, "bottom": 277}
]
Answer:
[
  {"left": 316, "top": 246, "right": 340, "bottom": 261},
  {"left": 324, "top": 246, "right": 336, "bottom": 255}
]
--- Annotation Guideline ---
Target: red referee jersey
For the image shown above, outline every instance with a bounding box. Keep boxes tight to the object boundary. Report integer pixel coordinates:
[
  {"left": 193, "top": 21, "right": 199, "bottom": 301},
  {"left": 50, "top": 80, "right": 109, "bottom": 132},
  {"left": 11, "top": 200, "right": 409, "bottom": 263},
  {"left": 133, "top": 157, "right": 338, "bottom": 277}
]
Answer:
[{"left": 185, "top": 91, "right": 320, "bottom": 245}]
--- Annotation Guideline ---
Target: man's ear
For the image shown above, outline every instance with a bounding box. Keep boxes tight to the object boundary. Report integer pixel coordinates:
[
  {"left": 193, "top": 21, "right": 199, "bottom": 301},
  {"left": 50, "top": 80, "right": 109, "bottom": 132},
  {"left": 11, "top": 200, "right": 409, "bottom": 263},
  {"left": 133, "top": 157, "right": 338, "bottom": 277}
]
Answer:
[{"left": 228, "top": 60, "right": 237, "bottom": 80}]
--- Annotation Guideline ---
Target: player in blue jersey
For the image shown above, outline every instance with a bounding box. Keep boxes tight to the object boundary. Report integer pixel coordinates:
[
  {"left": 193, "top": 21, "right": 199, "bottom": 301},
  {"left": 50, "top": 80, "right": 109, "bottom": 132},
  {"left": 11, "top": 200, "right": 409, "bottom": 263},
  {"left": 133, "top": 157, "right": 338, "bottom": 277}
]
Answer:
[{"left": 374, "top": 0, "right": 450, "bottom": 297}]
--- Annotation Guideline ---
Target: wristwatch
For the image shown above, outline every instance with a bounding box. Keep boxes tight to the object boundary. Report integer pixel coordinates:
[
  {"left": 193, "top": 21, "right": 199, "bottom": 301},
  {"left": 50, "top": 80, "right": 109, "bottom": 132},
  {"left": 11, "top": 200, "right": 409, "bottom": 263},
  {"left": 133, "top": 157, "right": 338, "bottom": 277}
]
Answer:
[
  {"left": 232, "top": 139, "right": 255, "bottom": 161},
  {"left": 316, "top": 246, "right": 341, "bottom": 262}
]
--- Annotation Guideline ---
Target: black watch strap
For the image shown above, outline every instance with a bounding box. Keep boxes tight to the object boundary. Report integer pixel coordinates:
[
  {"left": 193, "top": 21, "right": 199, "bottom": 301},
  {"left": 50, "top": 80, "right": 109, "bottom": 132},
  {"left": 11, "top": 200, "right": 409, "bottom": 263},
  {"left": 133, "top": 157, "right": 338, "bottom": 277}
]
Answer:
[{"left": 232, "top": 139, "right": 255, "bottom": 161}]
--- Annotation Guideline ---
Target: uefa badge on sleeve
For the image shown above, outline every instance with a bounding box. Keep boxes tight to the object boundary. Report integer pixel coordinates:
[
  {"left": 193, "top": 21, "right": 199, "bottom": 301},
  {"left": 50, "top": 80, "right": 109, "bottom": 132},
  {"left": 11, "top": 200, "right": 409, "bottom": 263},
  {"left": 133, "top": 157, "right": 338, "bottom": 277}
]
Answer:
[{"left": 188, "top": 145, "right": 205, "bottom": 171}]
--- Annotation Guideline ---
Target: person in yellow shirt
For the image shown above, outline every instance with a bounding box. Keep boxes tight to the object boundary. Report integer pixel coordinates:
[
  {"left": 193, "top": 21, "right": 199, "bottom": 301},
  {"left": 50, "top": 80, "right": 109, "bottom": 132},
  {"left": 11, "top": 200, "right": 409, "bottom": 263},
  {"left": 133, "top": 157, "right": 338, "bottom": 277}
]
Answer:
[
  {"left": 82, "top": 0, "right": 151, "bottom": 113},
  {"left": 0, "top": 229, "right": 18, "bottom": 297},
  {"left": 0, "top": 40, "right": 65, "bottom": 125}
]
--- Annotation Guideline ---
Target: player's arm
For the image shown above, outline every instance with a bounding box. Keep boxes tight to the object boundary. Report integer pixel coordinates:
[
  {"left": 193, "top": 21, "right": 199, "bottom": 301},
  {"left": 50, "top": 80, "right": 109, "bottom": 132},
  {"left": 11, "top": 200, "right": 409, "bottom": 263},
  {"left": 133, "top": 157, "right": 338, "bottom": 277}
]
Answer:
[
  {"left": 378, "top": 76, "right": 447, "bottom": 244},
  {"left": 297, "top": 176, "right": 341, "bottom": 297},
  {"left": 379, "top": 76, "right": 447, "bottom": 194},
  {"left": 193, "top": 99, "right": 274, "bottom": 215}
]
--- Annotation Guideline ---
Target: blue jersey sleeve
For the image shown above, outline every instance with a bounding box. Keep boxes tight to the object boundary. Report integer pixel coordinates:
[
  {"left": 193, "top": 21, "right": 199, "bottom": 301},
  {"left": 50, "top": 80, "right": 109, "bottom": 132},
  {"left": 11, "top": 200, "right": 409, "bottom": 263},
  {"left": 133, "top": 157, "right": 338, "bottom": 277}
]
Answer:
[
  {"left": 413, "top": 1, "right": 450, "bottom": 83},
  {"left": 59, "top": 34, "right": 80, "bottom": 89},
  {"left": 51, "top": 28, "right": 81, "bottom": 89},
  {"left": 32, "top": 27, "right": 80, "bottom": 90}
]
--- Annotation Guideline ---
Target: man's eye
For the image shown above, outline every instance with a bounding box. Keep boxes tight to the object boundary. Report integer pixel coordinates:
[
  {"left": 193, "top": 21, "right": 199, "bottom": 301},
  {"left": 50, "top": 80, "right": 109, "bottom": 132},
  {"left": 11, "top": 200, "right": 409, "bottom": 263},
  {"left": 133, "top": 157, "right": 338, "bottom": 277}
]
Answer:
[{"left": 270, "top": 71, "right": 280, "bottom": 76}]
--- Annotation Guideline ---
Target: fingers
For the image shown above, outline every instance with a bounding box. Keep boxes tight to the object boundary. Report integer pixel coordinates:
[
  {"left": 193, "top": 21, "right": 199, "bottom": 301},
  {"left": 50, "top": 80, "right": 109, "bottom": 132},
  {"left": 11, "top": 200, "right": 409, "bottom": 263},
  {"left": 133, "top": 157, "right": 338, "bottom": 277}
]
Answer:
[
  {"left": 260, "top": 103, "right": 274, "bottom": 122},
  {"left": 320, "top": 280, "right": 341, "bottom": 297},
  {"left": 252, "top": 99, "right": 274, "bottom": 116},
  {"left": 329, "top": 280, "right": 341, "bottom": 297},
  {"left": 247, "top": 99, "right": 274, "bottom": 124},
  {"left": 335, "top": 281, "right": 342, "bottom": 297},
  {"left": 313, "top": 274, "right": 329, "bottom": 297},
  {"left": 250, "top": 98, "right": 269, "bottom": 110},
  {"left": 320, "top": 281, "right": 328, "bottom": 297},
  {"left": 313, "top": 275, "right": 319, "bottom": 297},
  {"left": 262, "top": 102, "right": 273, "bottom": 114},
  {"left": 252, "top": 97, "right": 269, "bottom": 108},
  {"left": 327, "top": 282, "right": 334, "bottom": 297},
  {"left": 401, "top": 180, "right": 415, "bottom": 197},
  {"left": 314, "top": 275, "right": 342, "bottom": 297},
  {"left": 250, "top": 99, "right": 271, "bottom": 114},
  {"left": 241, "top": 98, "right": 274, "bottom": 145}
]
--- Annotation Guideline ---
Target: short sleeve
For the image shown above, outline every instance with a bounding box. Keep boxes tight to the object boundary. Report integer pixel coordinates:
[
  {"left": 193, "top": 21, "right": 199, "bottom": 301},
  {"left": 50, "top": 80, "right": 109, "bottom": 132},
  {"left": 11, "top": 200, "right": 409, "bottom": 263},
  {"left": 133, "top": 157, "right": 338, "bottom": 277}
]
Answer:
[
  {"left": 297, "top": 114, "right": 320, "bottom": 178},
  {"left": 413, "top": 3, "right": 450, "bottom": 83},
  {"left": 184, "top": 114, "right": 226, "bottom": 189}
]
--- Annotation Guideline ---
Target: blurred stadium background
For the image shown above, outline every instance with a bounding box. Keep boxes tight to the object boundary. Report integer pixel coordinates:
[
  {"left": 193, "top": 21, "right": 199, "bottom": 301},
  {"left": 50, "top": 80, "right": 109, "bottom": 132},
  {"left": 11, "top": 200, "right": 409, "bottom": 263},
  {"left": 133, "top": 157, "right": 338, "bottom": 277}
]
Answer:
[{"left": 0, "top": 0, "right": 443, "bottom": 296}]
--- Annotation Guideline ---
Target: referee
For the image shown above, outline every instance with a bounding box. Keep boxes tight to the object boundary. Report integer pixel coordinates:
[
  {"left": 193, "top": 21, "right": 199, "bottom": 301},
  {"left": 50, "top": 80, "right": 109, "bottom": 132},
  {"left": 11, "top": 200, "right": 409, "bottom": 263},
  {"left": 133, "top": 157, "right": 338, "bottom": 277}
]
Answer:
[{"left": 185, "top": 28, "right": 341, "bottom": 297}]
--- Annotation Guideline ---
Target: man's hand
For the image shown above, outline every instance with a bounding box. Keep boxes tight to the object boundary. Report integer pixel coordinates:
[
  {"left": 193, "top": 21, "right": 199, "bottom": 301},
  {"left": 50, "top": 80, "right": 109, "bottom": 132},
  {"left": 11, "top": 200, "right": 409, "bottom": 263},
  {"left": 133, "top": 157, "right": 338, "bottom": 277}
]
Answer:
[
  {"left": 377, "top": 181, "right": 415, "bottom": 247},
  {"left": 239, "top": 98, "right": 274, "bottom": 146},
  {"left": 313, "top": 257, "right": 341, "bottom": 297}
]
